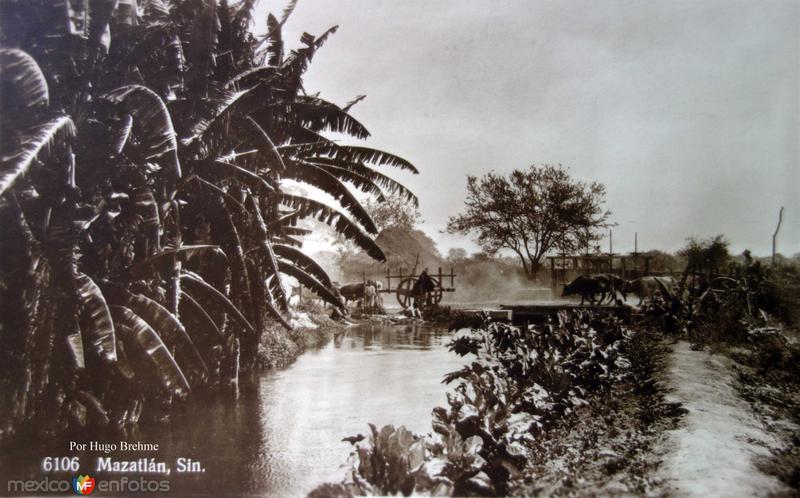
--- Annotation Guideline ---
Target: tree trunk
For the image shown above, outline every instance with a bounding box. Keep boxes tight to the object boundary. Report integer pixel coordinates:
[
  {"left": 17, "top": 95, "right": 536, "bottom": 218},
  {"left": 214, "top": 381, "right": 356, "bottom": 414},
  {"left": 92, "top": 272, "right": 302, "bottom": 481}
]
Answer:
[{"left": 527, "top": 260, "right": 543, "bottom": 281}]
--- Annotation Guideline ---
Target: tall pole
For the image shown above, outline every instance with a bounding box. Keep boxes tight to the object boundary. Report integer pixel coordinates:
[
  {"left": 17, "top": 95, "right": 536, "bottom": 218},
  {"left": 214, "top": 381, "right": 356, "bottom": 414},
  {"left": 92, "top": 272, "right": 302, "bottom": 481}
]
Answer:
[
  {"left": 634, "top": 232, "right": 638, "bottom": 253},
  {"left": 772, "top": 206, "right": 784, "bottom": 266},
  {"left": 609, "top": 230, "right": 613, "bottom": 254}
]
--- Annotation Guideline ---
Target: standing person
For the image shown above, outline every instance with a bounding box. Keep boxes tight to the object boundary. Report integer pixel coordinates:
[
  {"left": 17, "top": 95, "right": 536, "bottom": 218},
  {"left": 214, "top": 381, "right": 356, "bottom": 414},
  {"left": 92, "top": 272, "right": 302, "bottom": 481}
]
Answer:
[
  {"left": 412, "top": 268, "right": 436, "bottom": 309},
  {"left": 364, "top": 280, "right": 377, "bottom": 311},
  {"left": 374, "top": 281, "right": 384, "bottom": 310}
]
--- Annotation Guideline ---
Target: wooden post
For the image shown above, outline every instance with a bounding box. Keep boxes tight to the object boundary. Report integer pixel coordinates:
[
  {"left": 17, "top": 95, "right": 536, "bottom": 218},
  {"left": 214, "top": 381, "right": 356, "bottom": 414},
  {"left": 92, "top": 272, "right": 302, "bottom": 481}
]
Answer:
[{"left": 773, "top": 206, "right": 784, "bottom": 266}]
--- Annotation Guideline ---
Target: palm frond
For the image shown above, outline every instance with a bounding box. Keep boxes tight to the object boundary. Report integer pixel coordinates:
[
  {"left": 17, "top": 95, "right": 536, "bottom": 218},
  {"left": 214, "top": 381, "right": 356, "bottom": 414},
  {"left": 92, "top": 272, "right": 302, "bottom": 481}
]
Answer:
[
  {"left": 241, "top": 116, "right": 286, "bottom": 173},
  {"left": 278, "top": 194, "right": 385, "bottom": 261},
  {"left": 126, "top": 244, "right": 219, "bottom": 277},
  {"left": 274, "top": 234, "right": 302, "bottom": 247},
  {"left": 74, "top": 390, "right": 110, "bottom": 425},
  {"left": 189, "top": 158, "right": 273, "bottom": 192},
  {"left": 265, "top": 13, "right": 284, "bottom": 67},
  {"left": 187, "top": 86, "right": 250, "bottom": 141},
  {"left": 342, "top": 94, "right": 366, "bottom": 112},
  {"left": 282, "top": 143, "right": 418, "bottom": 173},
  {"left": 248, "top": 195, "right": 289, "bottom": 310},
  {"left": 181, "top": 175, "right": 248, "bottom": 213},
  {"left": 103, "top": 85, "right": 181, "bottom": 178},
  {"left": 278, "top": 260, "right": 342, "bottom": 309},
  {"left": 0, "top": 116, "right": 75, "bottom": 196},
  {"left": 224, "top": 66, "right": 278, "bottom": 89},
  {"left": 179, "top": 290, "right": 226, "bottom": 343},
  {"left": 273, "top": 244, "right": 332, "bottom": 288},
  {"left": 247, "top": 259, "right": 292, "bottom": 330},
  {"left": 273, "top": 97, "right": 370, "bottom": 139},
  {"left": 310, "top": 162, "right": 386, "bottom": 201},
  {"left": 120, "top": 292, "right": 209, "bottom": 385},
  {"left": 133, "top": 188, "right": 161, "bottom": 253},
  {"left": 310, "top": 157, "right": 418, "bottom": 206},
  {"left": 283, "top": 161, "right": 378, "bottom": 234},
  {"left": 280, "top": 25, "right": 338, "bottom": 94},
  {"left": 181, "top": 270, "right": 255, "bottom": 334},
  {"left": 279, "top": 0, "right": 299, "bottom": 25},
  {"left": 283, "top": 124, "right": 334, "bottom": 145},
  {"left": 281, "top": 226, "right": 312, "bottom": 236},
  {"left": 111, "top": 306, "right": 191, "bottom": 396},
  {"left": 76, "top": 273, "right": 117, "bottom": 363},
  {"left": 0, "top": 48, "right": 49, "bottom": 110}
]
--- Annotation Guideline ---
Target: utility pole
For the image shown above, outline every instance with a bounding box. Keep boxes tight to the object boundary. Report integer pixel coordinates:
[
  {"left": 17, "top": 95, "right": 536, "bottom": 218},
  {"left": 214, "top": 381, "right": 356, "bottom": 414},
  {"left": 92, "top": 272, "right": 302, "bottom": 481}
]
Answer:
[
  {"left": 634, "top": 232, "right": 638, "bottom": 253},
  {"left": 609, "top": 230, "right": 613, "bottom": 254},
  {"left": 772, "top": 206, "right": 784, "bottom": 266}
]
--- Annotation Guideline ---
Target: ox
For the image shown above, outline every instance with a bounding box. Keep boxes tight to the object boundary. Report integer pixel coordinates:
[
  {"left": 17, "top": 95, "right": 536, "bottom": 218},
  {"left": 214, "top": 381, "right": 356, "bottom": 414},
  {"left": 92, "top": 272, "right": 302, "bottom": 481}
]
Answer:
[
  {"left": 592, "top": 273, "right": 626, "bottom": 304},
  {"left": 338, "top": 280, "right": 381, "bottom": 309},
  {"left": 562, "top": 274, "right": 625, "bottom": 305},
  {"left": 622, "top": 276, "right": 676, "bottom": 305},
  {"left": 338, "top": 283, "right": 366, "bottom": 306},
  {"left": 562, "top": 275, "right": 606, "bottom": 305}
]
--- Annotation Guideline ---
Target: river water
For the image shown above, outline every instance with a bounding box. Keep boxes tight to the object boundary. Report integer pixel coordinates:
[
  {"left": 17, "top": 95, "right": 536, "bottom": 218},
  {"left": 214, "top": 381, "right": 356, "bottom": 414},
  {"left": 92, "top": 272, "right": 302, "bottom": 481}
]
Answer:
[
  {"left": 1, "top": 322, "right": 464, "bottom": 496},
  {"left": 146, "top": 321, "right": 463, "bottom": 497}
]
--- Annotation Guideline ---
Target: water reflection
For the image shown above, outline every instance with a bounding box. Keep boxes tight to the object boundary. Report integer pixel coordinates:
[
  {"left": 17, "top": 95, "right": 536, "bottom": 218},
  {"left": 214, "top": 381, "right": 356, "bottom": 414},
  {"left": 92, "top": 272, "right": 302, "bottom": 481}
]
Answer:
[
  {"left": 254, "top": 322, "right": 463, "bottom": 497},
  {"left": 334, "top": 321, "right": 452, "bottom": 351}
]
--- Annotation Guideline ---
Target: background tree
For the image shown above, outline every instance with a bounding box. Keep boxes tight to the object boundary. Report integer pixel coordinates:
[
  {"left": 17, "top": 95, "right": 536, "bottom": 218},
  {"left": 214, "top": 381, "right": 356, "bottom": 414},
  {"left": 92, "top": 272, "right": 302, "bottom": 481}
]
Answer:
[
  {"left": 362, "top": 194, "right": 421, "bottom": 232},
  {"left": 335, "top": 194, "right": 437, "bottom": 281},
  {"left": 446, "top": 247, "right": 468, "bottom": 264},
  {"left": 447, "top": 165, "right": 611, "bottom": 280},
  {"left": 678, "top": 235, "right": 730, "bottom": 276}
]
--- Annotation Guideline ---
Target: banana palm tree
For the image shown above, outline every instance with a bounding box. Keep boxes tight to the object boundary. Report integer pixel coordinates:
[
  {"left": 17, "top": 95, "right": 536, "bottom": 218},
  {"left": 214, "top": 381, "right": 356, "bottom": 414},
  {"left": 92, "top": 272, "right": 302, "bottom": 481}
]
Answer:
[{"left": 0, "top": 0, "right": 416, "bottom": 440}]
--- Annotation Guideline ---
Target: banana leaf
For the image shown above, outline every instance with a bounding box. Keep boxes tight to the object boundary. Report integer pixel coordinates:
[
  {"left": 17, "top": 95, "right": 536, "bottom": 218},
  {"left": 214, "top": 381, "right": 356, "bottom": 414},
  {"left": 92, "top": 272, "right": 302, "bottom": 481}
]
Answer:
[
  {"left": 277, "top": 260, "right": 343, "bottom": 309},
  {"left": 181, "top": 271, "right": 255, "bottom": 334},
  {"left": 76, "top": 273, "right": 117, "bottom": 363},
  {"left": 121, "top": 292, "right": 208, "bottom": 385},
  {"left": 272, "top": 244, "right": 333, "bottom": 288},
  {"left": 111, "top": 306, "right": 191, "bottom": 396}
]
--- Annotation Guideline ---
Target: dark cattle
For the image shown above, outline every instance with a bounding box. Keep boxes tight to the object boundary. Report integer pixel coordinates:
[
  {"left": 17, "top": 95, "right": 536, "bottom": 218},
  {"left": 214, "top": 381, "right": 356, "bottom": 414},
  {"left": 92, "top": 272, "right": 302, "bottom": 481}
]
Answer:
[
  {"left": 592, "top": 273, "right": 625, "bottom": 304},
  {"left": 338, "top": 283, "right": 365, "bottom": 305},
  {"left": 562, "top": 275, "right": 605, "bottom": 305},
  {"left": 622, "top": 276, "right": 675, "bottom": 305}
]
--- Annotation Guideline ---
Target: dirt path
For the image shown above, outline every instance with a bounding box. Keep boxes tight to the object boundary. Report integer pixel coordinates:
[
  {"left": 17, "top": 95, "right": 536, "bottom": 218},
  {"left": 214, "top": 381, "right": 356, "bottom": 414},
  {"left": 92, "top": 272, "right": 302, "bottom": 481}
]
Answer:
[{"left": 657, "top": 341, "right": 788, "bottom": 497}]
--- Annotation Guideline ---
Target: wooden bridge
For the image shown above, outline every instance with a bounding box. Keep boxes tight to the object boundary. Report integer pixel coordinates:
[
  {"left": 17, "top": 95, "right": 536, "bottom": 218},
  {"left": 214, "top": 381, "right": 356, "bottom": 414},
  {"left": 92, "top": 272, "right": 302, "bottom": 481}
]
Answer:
[{"left": 458, "top": 303, "right": 632, "bottom": 325}]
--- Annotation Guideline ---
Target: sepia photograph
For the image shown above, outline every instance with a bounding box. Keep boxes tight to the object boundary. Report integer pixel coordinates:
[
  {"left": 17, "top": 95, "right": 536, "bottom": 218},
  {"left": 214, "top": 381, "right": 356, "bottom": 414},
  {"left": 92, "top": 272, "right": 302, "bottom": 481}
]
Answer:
[{"left": 0, "top": 0, "right": 798, "bottom": 496}]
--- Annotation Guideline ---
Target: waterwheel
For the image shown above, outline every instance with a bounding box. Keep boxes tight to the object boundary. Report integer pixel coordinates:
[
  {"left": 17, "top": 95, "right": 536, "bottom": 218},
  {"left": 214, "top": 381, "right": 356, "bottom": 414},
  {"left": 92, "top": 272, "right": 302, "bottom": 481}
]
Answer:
[{"left": 395, "top": 277, "right": 443, "bottom": 309}]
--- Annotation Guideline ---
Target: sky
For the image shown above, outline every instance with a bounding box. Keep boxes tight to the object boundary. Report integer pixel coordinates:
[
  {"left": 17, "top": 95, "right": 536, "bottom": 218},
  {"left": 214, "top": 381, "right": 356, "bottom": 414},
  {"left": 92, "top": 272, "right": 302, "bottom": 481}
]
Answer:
[{"left": 254, "top": 0, "right": 799, "bottom": 257}]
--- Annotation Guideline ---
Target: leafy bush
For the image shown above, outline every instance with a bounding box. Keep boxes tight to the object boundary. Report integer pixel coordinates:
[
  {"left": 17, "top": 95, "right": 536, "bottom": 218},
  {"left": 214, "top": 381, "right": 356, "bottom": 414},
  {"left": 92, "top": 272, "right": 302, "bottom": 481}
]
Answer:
[{"left": 312, "top": 311, "right": 633, "bottom": 496}]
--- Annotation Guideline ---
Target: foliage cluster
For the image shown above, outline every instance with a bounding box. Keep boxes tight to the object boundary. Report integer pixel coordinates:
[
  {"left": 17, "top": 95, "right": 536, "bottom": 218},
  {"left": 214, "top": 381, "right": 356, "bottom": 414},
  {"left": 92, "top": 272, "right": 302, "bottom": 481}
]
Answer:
[
  {"left": 0, "top": 0, "right": 414, "bottom": 441},
  {"left": 312, "top": 311, "right": 632, "bottom": 496},
  {"left": 676, "top": 234, "right": 730, "bottom": 276}
]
